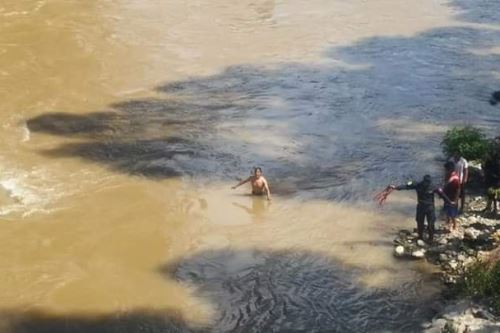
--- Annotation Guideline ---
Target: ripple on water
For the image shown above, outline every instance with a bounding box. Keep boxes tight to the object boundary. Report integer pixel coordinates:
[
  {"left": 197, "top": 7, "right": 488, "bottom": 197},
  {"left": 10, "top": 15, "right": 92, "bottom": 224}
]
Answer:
[{"left": 170, "top": 249, "right": 438, "bottom": 333}]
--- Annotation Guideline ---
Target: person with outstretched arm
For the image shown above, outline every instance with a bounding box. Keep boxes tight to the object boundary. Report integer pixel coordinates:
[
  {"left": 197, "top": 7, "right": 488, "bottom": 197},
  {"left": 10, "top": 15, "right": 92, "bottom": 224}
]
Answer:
[
  {"left": 376, "top": 175, "right": 452, "bottom": 242},
  {"left": 232, "top": 167, "right": 271, "bottom": 201}
]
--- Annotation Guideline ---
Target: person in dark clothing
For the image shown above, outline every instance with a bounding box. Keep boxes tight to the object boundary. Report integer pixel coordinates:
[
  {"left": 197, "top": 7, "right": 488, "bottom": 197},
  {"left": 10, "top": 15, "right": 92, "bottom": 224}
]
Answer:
[
  {"left": 388, "top": 175, "right": 449, "bottom": 242},
  {"left": 490, "top": 91, "right": 500, "bottom": 105},
  {"left": 483, "top": 147, "right": 500, "bottom": 214}
]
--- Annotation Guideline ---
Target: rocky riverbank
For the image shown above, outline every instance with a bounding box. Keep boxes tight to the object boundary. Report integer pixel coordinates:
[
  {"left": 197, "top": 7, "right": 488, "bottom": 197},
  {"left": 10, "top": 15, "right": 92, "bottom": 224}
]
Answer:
[
  {"left": 423, "top": 300, "right": 500, "bottom": 333},
  {"left": 393, "top": 196, "right": 500, "bottom": 332}
]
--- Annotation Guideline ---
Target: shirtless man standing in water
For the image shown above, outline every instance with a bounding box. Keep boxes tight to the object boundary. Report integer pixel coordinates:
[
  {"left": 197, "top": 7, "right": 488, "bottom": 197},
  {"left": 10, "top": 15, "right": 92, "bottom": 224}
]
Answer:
[{"left": 232, "top": 167, "right": 271, "bottom": 201}]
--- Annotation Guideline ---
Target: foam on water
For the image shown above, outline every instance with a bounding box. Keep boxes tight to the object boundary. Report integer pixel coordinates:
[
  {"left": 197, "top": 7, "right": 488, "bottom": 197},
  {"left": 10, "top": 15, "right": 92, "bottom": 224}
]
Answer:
[
  {"left": 0, "top": 0, "right": 46, "bottom": 17},
  {"left": 0, "top": 158, "right": 67, "bottom": 218},
  {"left": 20, "top": 122, "right": 30, "bottom": 143}
]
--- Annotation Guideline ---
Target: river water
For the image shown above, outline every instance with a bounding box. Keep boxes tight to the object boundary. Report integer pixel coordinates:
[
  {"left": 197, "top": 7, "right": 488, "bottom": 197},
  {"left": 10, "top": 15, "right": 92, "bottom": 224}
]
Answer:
[{"left": 1, "top": 1, "right": 499, "bottom": 332}]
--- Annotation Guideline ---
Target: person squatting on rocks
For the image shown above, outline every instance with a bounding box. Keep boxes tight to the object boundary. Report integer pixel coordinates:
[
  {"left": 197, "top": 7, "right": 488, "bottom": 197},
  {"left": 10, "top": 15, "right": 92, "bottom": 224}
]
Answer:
[
  {"left": 483, "top": 139, "right": 500, "bottom": 214},
  {"left": 489, "top": 90, "right": 500, "bottom": 105},
  {"left": 232, "top": 167, "right": 272, "bottom": 201},
  {"left": 377, "top": 175, "right": 451, "bottom": 242}
]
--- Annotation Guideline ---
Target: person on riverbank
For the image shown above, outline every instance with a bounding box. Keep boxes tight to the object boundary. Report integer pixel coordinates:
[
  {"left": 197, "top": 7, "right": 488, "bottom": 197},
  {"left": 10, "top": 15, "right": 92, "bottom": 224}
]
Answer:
[
  {"left": 232, "top": 167, "right": 271, "bottom": 201},
  {"left": 378, "top": 175, "right": 449, "bottom": 242},
  {"left": 490, "top": 91, "right": 500, "bottom": 105},
  {"left": 449, "top": 154, "right": 468, "bottom": 213},
  {"left": 483, "top": 144, "right": 500, "bottom": 215},
  {"left": 443, "top": 161, "right": 460, "bottom": 231}
]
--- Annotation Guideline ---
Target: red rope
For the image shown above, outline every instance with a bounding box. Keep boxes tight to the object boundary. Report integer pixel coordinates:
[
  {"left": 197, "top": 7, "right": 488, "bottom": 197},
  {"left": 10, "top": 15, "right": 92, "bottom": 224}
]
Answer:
[{"left": 374, "top": 186, "right": 395, "bottom": 206}]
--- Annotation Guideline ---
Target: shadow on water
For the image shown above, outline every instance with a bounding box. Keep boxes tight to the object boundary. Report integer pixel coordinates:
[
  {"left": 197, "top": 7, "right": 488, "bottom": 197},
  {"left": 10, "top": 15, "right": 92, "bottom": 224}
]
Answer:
[
  {"left": 26, "top": 24, "right": 500, "bottom": 200},
  {"left": 14, "top": 5, "right": 500, "bottom": 332},
  {"left": 0, "top": 248, "right": 440, "bottom": 333},
  {"left": 0, "top": 309, "right": 199, "bottom": 333}
]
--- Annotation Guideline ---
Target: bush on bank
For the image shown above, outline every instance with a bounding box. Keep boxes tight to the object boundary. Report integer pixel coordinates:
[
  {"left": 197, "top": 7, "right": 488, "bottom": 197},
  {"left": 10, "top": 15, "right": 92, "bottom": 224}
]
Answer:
[
  {"left": 458, "top": 256, "right": 500, "bottom": 313},
  {"left": 441, "top": 126, "right": 491, "bottom": 161}
]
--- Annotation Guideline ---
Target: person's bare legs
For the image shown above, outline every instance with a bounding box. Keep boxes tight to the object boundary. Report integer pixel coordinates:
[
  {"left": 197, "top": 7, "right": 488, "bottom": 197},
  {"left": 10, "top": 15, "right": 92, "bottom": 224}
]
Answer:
[
  {"left": 459, "top": 184, "right": 465, "bottom": 213},
  {"left": 451, "top": 217, "right": 457, "bottom": 231},
  {"left": 445, "top": 216, "right": 451, "bottom": 232}
]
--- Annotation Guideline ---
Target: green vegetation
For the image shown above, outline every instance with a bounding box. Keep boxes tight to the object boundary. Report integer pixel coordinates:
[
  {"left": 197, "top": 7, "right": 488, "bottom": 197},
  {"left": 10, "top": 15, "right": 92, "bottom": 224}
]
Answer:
[
  {"left": 458, "top": 259, "right": 500, "bottom": 313},
  {"left": 441, "top": 126, "right": 491, "bottom": 161}
]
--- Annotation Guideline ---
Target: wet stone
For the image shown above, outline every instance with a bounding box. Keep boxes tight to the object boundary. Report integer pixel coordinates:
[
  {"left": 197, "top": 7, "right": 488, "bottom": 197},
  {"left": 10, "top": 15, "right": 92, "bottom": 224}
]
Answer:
[
  {"left": 394, "top": 246, "right": 405, "bottom": 257},
  {"left": 412, "top": 250, "right": 425, "bottom": 259}
]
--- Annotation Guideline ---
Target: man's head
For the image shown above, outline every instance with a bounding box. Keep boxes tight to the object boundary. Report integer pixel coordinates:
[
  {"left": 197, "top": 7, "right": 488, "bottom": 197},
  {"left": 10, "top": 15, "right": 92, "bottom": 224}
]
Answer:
[
  {"left": 422, "top": 174, "right": 432, "bottom": 183},
  {"left": 444, "top": 161, "right": 455, "bottom": 175},
  {"left": 253, "top": 167, "right": 263, "bottom": 178},
  {"left": 421, "top": 174, "right": 432, "bottom": 190}
]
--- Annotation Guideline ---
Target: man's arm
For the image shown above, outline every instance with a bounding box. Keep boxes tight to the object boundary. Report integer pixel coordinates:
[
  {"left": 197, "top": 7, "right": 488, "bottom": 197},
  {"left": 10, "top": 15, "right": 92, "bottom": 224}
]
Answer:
[
  {"left": 449, "top": 179, "right": 460, "bottom": 203},
  {"left": 463, "top": 158, "right": 469, "bottom": 183},
  {"left": 391, "top": 181, "right": 417, "bottom": 191},
  {"left": 263, "top": 178, "right": 271, "bottom": 200},
  {"left": 435, "top": 188, "right": 452, "bottom": 205},
  {"left": 232, "top": 177, "right": 251, "bottom": 189}
]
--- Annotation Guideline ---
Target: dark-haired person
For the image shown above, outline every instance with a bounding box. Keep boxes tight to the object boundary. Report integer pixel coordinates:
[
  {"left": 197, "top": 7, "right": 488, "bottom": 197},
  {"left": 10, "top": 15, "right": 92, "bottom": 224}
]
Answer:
[
  {"left": 232, "top": 167, "right": 271, "bottom": 201},
  {"left": 388, "top": 175, "right": 449, "bottom": 242},
  {"left": 490, "top": 91, "right": 500, "bottom": 105},
  {"left": 483, "top": 147, "right": 500, "bottom": 215},
  {"left": 443, "top": 161, "right": 460, "bottom": 231}
]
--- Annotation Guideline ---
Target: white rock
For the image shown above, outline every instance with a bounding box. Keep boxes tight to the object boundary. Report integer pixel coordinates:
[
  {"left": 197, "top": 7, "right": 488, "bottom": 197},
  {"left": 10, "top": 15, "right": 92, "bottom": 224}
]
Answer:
[
  {"left": 477, "top": 251, "right": 488, "bottom": 259},
  {"left": 449, "top": 261, "right": 458, "bottom": 270},
  {"left": 464, "top": 258, "right": 474, "bottom": 267},
  {"left": 464, "top": 228, "right": 480, "bottom": 240},
  {"left": 421, "top": 321, "right": 432, "bottom": 329},
  {"left": 412, "top": 250, "right": 425, "bottom": 258},
  {"left": 439, "top": 238, "right": 448, "bottom": 245},
  {"left": 394, "top": 246, "right": 405, "bottom": 256},
  {"left": 457, "top": 254, "right": 466, "bottom": 262},
  {"left": 417, "top": 239, "right": 426, "bottom": 247}
]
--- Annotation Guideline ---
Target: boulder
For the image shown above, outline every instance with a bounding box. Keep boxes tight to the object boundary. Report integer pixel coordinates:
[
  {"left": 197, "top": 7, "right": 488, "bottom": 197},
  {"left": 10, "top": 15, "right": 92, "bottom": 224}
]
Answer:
[
  {"left": 449, "top": 261, "right": 458, "bottom": 270},
  {"left": 394, "top": 246, "right": 405, "bottom": 257},
  {"left": 468, "top": 216, "right": 478, "bottom": 224},
  {"left": 464, "top": 228, "right": 480, "bottom": 240},
  {"left": 411, "top": 250, "right": 426, "bottom": 259}
]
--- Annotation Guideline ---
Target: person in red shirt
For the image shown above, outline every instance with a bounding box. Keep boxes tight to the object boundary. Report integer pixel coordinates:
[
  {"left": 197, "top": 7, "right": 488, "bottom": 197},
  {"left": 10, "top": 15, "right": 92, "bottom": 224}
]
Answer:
[{"left": 443, "top": 161, "right": 460, "bottom": 230}]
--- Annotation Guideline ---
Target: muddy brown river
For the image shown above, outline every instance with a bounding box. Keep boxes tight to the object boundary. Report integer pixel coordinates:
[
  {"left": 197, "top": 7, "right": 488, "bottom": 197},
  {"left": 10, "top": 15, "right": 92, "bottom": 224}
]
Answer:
[{"left": 1, "top": 1, "right": 499, "bottom": 332}]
